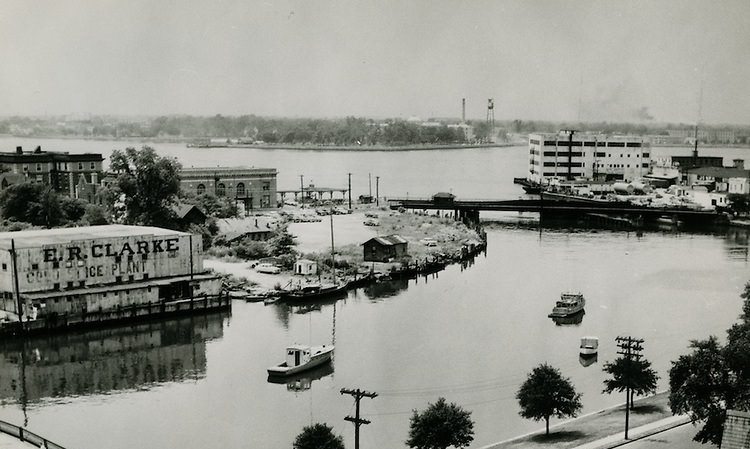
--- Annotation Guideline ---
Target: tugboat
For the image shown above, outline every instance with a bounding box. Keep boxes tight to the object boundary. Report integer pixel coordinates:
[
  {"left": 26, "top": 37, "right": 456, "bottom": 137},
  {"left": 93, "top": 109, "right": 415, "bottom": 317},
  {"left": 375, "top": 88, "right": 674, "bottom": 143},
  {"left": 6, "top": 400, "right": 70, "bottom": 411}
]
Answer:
[{"left": 548, "top": 292, "right": 586, "bottom": 318}]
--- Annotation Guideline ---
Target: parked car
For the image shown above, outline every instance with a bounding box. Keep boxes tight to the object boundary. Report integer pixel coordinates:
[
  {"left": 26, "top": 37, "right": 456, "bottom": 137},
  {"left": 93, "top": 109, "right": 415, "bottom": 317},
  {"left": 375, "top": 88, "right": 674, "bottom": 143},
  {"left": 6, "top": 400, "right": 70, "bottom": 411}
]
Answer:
[
  {"left": 255, "top": 263, "right": 281, "bottom": 274},
  {"left": 420, "top": 238, "right": 438, "bottom": 247}
]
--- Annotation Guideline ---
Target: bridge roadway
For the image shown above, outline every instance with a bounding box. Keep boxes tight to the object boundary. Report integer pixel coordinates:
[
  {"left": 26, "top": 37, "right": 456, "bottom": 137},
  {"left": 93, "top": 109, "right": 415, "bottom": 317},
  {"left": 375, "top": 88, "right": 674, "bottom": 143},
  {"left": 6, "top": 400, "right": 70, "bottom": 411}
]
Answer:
[{"left": 387, "top": 198, "right": 721, "bottom": 220}]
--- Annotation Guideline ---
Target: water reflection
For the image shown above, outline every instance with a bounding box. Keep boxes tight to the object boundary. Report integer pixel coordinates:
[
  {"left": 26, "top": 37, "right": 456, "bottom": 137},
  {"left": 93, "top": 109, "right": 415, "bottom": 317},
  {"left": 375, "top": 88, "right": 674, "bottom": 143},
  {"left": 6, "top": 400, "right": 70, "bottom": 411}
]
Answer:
[
  {"left": 360, "top": 279, "right": 409, "bottom": 300},
  {"left": 266, "top": 363, "right": 334, "bottom": 392},
  {"left": 0, "top": 313, "right": 227, "bottom": 404},
  {"left": 579, "top": 353, "right": 598, "bottom": 367},
  {"left": 550, "top": 310, "right": 585, "bottom": 326}
]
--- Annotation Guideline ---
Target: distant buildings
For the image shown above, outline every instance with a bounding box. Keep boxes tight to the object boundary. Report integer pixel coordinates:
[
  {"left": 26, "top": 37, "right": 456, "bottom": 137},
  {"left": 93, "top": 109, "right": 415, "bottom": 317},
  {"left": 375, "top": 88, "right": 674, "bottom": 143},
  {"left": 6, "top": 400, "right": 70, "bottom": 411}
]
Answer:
[
  {"left": 0, "top": 146, "right": 103, "bottom": 198},
  {"left": 180, "top": 166, "right": 278, "bottom": 212},
  {"left": 527, "top": 133, "right": 650, "bottom": 184}
]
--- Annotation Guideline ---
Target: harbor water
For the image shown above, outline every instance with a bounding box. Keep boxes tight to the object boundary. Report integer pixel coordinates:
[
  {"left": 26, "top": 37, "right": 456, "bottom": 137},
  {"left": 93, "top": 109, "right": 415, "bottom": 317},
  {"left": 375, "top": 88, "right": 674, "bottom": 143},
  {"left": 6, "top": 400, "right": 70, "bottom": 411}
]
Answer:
[{"left": 0, "top": 137, "right": 747, "bottom": 448}]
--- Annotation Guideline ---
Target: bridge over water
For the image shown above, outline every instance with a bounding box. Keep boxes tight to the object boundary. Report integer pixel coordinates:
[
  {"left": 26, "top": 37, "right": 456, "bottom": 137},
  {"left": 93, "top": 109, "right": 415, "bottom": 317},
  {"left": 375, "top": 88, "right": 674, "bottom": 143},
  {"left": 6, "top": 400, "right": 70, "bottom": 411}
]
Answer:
[{"left": 387, "top": 196, "right": 723, "bottom": 225}]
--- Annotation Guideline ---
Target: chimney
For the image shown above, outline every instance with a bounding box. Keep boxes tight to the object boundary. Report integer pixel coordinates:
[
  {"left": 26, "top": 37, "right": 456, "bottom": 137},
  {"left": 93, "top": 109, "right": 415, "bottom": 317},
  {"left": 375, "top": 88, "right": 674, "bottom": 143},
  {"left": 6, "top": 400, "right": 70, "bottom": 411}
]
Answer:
[
  {"left": 15, "top": 146, "right": 22, "bottom": 154},
  {"left": 461, "top": 98, "right": 466, "bottom": 123}
]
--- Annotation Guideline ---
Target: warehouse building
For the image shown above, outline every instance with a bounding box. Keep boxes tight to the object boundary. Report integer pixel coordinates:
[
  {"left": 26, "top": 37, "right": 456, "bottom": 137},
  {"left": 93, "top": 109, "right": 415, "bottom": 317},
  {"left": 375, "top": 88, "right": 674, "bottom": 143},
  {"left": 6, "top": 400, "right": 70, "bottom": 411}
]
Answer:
[
  {"left": 527, "top": 133, "right": 651, "bottom": 184},
  {"left": 0, "top": 225, "right": 226, "bottom": 333}
]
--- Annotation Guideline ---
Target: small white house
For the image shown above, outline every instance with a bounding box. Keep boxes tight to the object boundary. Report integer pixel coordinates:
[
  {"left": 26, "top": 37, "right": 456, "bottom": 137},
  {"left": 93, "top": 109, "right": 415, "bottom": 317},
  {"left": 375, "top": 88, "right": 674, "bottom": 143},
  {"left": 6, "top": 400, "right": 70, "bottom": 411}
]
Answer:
[{"left": 294, "top": 259, "right": 318, "bottom": 276}]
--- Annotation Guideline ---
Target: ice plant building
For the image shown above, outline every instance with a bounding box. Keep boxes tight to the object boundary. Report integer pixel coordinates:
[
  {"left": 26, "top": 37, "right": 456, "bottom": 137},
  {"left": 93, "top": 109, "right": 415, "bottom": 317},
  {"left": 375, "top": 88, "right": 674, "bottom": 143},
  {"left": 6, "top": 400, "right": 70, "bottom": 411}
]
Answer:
[{"left": 0, "top": 225, "right": 226, "bottom": 334}]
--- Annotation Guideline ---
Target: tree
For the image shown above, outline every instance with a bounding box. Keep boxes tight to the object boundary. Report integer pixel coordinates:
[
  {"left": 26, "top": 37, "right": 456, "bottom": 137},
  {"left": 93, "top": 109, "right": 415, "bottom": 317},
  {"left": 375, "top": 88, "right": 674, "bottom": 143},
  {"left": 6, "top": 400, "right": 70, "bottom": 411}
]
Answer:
[
  {"left": 82, "top": 204, "right": 110, "bottom": 225},
  {"left": 293, "top": 423, "right": 344, "bottom": 449},
  {"left": 669, "top": 282, "right": 750, "bottom": 446},
  {"left": 602, "top": 356, "right": 659, "bottom": 408},
  {"left": 0, "top": 183, "right": 63, "bottom": 227},
  {"left": 406, "top": 397, "right": 474, "bottom": 449},
  {"left": 109, "top": 146, "right": 182, "bottom": 228},
  {"left": 516, "top": 363, "right": 582, "bottom": 435}
]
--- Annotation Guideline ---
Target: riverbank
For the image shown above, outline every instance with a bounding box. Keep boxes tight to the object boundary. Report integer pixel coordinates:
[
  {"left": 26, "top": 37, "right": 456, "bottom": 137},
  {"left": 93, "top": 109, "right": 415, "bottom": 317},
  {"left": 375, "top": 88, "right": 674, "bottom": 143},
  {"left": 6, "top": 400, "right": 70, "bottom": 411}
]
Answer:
[
  {"left": 484, "top": 392, "right": 687, "bottom": 449},
  {"left": 189, "top": 142, "right": 513, "bottom": 151}
]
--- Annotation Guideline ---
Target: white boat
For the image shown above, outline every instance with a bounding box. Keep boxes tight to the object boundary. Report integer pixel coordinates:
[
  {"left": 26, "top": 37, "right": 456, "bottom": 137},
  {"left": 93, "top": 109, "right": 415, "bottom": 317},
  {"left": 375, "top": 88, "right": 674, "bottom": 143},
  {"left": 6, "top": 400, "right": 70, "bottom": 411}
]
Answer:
[
  {"left": 580, "top": 336, "right": 599, "bottom": 356},
  {"left": 548, "top": 292, "right": 586, "bottom": 318},
  {"left": 267, "top": 344, "right": 334, "bottom": 376}
]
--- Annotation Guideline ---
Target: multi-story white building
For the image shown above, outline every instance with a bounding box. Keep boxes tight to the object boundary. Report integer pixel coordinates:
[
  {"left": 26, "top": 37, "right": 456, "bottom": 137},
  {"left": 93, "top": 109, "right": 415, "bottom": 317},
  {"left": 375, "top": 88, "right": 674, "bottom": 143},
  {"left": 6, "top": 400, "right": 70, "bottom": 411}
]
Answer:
[
  {"left": 0, "top": 225, "right": 224, "bottom": 332},
  {"left": 527, "top": 132, "right": 651, "bottom": 184}
]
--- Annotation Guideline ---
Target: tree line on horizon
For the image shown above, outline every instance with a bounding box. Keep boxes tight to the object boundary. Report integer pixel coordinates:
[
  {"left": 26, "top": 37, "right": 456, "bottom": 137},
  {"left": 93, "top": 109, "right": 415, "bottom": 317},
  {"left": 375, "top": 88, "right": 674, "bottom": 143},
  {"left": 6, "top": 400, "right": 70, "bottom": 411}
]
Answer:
[{"left": 2, "top": 114, "right": 749, "bottom": 144}]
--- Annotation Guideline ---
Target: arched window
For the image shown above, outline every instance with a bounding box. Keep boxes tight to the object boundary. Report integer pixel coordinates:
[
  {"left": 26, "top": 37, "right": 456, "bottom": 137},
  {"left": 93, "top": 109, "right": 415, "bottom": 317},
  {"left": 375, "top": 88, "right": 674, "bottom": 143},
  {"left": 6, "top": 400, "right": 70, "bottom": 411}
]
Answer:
[
  {"left": 217, "top": 183, "right": 226, "bottom": 196},
  {"left": 196, "top": 183, "right": 206, "bottom": 195},
  {"left": 236, "top": 183, "right": 245, "bottom": 197}
]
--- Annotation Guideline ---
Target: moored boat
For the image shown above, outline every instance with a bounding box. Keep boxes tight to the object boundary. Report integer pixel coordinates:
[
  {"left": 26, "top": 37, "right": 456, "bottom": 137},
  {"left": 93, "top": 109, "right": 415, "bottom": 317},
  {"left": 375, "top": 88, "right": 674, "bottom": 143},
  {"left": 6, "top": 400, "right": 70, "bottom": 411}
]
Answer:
[
  {"left": 267, "top": 344, "right": 334, "bottom": 376},
  {"left": 580, "top": 336, "right": 599, "bottom": 356},
  {"left": 548, "top": 292, "right": 586, "bottom": 318},
  {"left": 283, "top": 283, "right": 348, "bottom": 302}
]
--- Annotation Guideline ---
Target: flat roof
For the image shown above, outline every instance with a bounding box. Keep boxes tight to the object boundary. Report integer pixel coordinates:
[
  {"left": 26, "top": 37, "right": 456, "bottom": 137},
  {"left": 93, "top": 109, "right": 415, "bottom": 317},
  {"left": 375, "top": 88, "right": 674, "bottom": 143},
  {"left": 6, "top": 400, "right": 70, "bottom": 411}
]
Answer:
[{"left": 0, "top": 225, "right": 189, "bottom": 249}]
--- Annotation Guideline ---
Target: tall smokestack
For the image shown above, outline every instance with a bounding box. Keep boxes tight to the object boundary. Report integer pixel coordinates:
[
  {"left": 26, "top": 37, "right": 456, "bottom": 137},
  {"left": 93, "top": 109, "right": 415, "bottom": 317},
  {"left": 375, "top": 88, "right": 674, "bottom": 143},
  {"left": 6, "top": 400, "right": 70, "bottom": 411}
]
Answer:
[{"left": 461, "top": 98, "right": 466, "bottom": 123}]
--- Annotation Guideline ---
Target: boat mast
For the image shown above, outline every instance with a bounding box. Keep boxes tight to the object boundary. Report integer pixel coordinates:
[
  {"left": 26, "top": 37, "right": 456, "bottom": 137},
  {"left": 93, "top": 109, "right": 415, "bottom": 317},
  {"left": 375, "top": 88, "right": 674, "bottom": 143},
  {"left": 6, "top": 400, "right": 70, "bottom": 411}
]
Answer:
[{"left": 330, "top": 210, "right": 336, "bottom": 286}]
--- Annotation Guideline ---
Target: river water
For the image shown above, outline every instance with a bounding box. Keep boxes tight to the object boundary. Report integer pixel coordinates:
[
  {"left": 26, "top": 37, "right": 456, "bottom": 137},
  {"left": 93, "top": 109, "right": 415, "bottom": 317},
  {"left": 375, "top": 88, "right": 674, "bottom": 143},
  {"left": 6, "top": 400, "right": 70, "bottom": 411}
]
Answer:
[{"left": 0, "top": 137, "right": 748, "bottom": 449}]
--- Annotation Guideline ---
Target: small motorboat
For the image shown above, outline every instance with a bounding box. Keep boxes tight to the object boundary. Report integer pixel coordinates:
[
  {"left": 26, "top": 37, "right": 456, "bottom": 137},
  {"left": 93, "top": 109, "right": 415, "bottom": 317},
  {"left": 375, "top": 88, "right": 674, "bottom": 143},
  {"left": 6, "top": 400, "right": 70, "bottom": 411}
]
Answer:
[
  {"left": 580, "top": 336, "right": 599, "bottom": 356},
  {"left": 267, "top": 344, "right": 334, "bottom": 377},
  {"left": 548, "top": 292, "right": 586, "bottom": 318}
]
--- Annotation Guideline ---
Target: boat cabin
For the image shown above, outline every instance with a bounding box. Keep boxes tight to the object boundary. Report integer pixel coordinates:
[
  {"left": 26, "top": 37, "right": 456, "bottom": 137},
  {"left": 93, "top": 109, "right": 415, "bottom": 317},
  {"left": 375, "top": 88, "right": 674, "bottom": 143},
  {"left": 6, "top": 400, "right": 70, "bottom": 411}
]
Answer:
[
  {"left": 580, "top": 336, "right": 599, "bottom": 354},
  {"left": 286, "top": 345, "right": 314, "bottom": 368}
]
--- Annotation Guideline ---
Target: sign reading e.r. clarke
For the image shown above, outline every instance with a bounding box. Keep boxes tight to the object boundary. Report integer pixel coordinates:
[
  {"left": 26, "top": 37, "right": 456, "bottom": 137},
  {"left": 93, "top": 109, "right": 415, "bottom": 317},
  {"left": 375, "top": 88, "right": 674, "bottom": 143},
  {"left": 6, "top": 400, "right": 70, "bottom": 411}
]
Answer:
[{"left": 42, "top": 238, "right": 180, "bottom": 263}]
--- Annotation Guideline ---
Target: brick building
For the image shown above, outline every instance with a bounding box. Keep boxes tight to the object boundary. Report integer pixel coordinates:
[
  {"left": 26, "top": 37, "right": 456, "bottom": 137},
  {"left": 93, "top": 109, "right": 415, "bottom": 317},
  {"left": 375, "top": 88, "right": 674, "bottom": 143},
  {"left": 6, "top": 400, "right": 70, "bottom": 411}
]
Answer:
[
  {"left": 0, "top": 146, "right": 103, "bottom": 198},
  {"left": 180, "top": 166, "right": 278, "bottom": 212}
]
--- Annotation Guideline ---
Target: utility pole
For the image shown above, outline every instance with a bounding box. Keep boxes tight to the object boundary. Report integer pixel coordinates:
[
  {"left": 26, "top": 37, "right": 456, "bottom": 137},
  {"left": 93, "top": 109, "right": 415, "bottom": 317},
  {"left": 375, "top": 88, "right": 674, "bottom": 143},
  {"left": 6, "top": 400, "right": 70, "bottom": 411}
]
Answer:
[
  {"left": 368, "top": 173, "right": 372, "bottom": 199},
  {"left": 375, "top": 176, "right": 380, "bottom": 206},
  {"left": 299, "top": 175, "right": 304, "bottom": 204},
  {"left": 341, "top": 388, "right": 377, "bottom": 449},
  {"left": 348, "top": 172, "right": 352, "bottom": 210},
  {"left": 615, "top": 336, "right": 644, "bottom": 440}
]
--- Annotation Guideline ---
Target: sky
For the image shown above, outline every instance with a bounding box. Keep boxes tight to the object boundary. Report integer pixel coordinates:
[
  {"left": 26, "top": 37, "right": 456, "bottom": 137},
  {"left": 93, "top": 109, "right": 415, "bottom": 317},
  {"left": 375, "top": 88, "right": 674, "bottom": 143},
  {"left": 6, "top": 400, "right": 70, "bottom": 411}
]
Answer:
[{"left": 1, "top": 0, "right": 749, "bottom": 124}]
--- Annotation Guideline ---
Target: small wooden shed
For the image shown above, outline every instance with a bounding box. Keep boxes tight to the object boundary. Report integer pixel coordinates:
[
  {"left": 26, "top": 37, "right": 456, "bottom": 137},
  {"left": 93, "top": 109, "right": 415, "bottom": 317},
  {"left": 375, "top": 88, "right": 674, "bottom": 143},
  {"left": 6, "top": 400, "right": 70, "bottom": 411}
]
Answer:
[
  {"left": 294, "top": 259, "right": 318, "bottom": 276},
  {"left": 363, "top": 235, "right": 408, "bottom": 262}
]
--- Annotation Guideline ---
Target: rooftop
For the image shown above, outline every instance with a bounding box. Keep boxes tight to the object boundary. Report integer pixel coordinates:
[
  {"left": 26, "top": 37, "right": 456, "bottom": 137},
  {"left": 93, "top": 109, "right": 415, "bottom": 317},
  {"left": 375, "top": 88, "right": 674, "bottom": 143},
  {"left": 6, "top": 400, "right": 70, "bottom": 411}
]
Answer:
[
  {"left": 686, "top": 166, "right": 750, "bottom": 178},
  {"left": 0, "top": 225, "right": 188, "bottom": 249},
  {"left": 365, "top": 235, "right": 408, "bottom": 246}
]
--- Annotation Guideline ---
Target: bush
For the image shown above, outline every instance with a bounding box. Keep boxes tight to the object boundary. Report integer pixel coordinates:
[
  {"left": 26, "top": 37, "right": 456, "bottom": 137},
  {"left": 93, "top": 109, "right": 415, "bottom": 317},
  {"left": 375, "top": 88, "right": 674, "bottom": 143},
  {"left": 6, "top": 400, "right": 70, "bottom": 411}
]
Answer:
[{"left": 234, "top": 241, "right": 270, "bottom": 260}]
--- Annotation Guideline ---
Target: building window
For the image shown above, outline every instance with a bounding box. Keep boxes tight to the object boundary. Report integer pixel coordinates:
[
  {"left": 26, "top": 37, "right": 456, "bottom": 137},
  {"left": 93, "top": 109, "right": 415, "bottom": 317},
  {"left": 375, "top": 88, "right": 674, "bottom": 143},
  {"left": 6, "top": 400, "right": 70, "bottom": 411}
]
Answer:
[
  {"left": 66, "top": 281, "right": 74, "bottom": 289},
  {"left": 143, "top": 273, "right": 149, "bottom": 280},
  {"left": 53, "top": 261, "right": 59, "bottom": 268},
  {"left": 79, "top": 280, "right": 85, "bottom": 287},
  {"left": 197, "top": 183, "right": 206, "bottom": 195},
  {"left": 36, "top": 163, "right": 42, "bottom": 171},
  {"left": 236, "top": 183, "right": 245, "bottom": 196},
  {"left": 53, "top": 282, "right": 60, "bottom": 290},
  {"left": 217, "top": 183, "right": 226, "bottom": 196},
  {"left": 23, "top": 165, "right": 28, "bottom": 172},
  {"left": 1, "top": 263, "right": 6, "bottom": 271},
  {"left": 90, "top": 162, "right": 95, "bottom": 170},
  {"left": 115, "top": 276, "right": 122, "bottom": 283},
  {"left": 78, "top": 162, "right": 83, "bottom": 170},
  {"left": 262, "top": 182, "right": 270, "bottom": 191},
  {"left": 31, "top": 263, "right": 39, "bottom": 270}
]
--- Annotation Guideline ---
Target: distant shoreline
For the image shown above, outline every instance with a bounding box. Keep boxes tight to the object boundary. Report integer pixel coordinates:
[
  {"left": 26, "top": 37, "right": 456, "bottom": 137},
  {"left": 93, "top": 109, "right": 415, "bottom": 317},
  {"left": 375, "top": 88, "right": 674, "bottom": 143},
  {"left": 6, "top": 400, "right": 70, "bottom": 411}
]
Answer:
[{"left": 2, "top": 134, "right": 749, "bottom": 150}]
